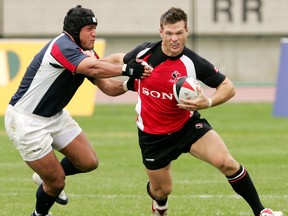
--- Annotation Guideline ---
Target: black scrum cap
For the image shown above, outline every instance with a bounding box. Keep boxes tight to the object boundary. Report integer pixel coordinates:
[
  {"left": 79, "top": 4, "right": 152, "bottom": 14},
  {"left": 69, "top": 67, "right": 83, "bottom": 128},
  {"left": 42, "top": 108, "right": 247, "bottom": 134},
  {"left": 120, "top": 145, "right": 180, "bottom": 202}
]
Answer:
[{"left": 63, "top": 5, "right": 98, "bottom": 47}]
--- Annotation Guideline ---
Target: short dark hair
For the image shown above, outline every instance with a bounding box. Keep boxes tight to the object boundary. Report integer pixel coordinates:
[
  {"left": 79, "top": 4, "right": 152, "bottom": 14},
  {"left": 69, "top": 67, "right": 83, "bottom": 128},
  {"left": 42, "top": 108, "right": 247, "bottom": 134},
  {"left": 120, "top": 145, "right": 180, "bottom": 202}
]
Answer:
[{"left": 160, "top": 7, "right": 187, "bottom": 29}]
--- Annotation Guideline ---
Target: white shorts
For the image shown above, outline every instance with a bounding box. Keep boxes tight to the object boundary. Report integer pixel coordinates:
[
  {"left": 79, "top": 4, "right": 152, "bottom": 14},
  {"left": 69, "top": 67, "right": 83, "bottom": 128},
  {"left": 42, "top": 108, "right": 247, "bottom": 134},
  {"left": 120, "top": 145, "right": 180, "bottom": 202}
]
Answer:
[{"left": 4, "top": 105, "right": 82, "bottom": 161}]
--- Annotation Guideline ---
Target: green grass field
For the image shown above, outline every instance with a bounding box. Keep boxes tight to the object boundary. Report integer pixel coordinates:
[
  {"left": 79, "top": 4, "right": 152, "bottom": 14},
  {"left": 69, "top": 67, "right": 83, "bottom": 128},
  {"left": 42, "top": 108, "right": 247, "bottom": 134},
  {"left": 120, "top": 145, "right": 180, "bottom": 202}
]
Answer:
[{"left": 0, "top": 103, "right": 287, "bottom": 215}]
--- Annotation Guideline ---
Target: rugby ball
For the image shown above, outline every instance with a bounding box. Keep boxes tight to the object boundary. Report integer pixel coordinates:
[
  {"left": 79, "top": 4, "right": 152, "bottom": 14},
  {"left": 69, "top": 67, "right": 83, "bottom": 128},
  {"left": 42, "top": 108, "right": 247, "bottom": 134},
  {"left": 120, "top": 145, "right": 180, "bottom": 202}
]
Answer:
[{"left": 173, "top": 76, "right": 202, "bottom": 103}]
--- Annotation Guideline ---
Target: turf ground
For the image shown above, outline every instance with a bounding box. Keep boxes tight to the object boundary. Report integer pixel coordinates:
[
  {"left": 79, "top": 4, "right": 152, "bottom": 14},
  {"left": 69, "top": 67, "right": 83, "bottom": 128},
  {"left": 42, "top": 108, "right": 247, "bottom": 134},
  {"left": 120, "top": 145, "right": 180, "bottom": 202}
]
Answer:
[{"left": 0, "top": 103, "right": 287, "bottom": 215}]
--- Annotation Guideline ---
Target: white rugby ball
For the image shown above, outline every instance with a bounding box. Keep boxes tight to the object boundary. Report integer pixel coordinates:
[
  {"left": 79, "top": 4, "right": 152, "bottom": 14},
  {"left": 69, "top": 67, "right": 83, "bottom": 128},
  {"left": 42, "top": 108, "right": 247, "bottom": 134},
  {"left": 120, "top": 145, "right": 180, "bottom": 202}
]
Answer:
[{"left": 173, "top": 76, "right": 202, "bottom": 103}]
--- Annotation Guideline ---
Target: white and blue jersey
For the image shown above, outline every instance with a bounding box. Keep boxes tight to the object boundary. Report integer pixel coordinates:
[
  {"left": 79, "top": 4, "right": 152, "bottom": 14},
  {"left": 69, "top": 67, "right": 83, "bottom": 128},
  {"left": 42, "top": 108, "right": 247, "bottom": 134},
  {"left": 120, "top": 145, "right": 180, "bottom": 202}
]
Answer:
[{"left": 9, "top": 33, "right": 93, "bottom": 117}]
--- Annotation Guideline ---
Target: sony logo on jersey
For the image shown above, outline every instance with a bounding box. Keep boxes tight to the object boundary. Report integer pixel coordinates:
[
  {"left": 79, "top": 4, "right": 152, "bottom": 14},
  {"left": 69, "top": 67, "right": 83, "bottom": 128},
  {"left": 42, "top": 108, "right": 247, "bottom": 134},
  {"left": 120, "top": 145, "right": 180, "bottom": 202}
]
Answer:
[{"left": 142, "top": 87, "right": 174, "bottom": 100}]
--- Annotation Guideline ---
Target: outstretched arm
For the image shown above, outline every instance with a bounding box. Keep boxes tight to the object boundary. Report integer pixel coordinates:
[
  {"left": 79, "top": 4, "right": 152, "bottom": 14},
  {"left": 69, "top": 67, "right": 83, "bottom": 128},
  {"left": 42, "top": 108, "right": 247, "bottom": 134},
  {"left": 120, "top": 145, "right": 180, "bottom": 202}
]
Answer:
[
  {"left": 76, "top": 52, "right": 152, "bottom": 79},
  {"left": 101, "top": 53, "right": 125, "bottom": 64},
  {"left": 93, "top": 78, "right": 127, "bottom": 96}
]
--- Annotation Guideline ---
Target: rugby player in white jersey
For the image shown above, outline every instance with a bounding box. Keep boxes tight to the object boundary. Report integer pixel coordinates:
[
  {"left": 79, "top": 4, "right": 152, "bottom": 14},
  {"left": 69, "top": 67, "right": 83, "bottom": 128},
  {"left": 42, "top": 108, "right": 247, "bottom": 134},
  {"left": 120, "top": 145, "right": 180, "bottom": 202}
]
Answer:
[{"left": 4, "top": 5, "right": 151, "bottom": 216}]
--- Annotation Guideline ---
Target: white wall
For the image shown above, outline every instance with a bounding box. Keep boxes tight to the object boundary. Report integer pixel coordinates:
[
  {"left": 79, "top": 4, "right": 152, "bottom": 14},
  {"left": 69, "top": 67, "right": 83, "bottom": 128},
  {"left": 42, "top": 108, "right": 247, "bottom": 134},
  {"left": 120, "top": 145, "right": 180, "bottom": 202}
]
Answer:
[{"left": 2, "top": 0, "right": 288, "bottom": 83}]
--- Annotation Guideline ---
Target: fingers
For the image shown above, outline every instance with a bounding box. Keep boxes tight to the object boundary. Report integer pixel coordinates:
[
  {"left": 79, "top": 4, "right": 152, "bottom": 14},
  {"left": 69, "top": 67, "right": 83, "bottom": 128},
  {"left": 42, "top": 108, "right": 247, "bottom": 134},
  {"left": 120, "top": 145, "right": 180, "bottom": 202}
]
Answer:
[
  {"left": 141, "top": 62, "right": 153, "bottom": 78},
  {"left": 196, "top": 86, "right": 204, "bottom": 96},
  {"left": 142, "top": 61, "right": 153, "bottom": 71},
  {"left": 177, "top": 94, "right": 209, "bottom": 111},
  {"left": 177, "top": 99, "right": 198, "bottom": 111},
  {"left": 140, "top": 71, "right": 151, "bottom": 79}
]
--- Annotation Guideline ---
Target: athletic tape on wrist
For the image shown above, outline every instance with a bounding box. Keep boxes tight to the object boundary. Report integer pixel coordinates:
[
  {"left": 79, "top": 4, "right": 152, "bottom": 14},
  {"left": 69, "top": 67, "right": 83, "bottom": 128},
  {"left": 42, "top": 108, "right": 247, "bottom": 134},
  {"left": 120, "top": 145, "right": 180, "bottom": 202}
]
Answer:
[
  {"left": 122, "top": 64, "right": 127, "bottom": 73},
  {"left": 123, "top": 80, "right": 128, "bottom": 92},
  {"left": 207, "top": 98, "right": 212, "bottom": 107}
]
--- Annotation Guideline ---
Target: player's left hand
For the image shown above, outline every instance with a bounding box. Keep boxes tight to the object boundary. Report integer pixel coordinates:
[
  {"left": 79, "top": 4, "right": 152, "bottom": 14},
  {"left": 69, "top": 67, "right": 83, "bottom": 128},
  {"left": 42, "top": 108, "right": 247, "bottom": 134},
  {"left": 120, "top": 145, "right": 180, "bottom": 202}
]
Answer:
[{"left": 177, "top": 86, "right": 210, "bottom": 111}]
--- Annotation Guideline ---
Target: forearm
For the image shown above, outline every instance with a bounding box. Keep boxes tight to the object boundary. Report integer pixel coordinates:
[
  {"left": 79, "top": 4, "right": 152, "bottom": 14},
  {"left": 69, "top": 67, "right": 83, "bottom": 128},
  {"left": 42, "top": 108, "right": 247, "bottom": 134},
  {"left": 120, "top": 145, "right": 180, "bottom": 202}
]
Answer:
[
  {"left": 94, "top": 78, "right": 127, "bottom": 96},
  {"left": 101, "top": 53, "right": 125, "bottom": 64},
  {"left": 78, "top": 58, "right": 123, "bottom": 78},
  {"left": 76, "top": 57, "right": 151, "bottom": 79},
  {"left": 209, "top": 78, "right": 235, "bottom": 106}
]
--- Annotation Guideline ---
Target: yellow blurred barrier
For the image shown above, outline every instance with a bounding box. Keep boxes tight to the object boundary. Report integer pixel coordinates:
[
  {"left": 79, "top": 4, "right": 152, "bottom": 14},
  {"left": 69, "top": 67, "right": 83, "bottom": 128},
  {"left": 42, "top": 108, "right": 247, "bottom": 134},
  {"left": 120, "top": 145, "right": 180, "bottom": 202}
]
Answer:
[{"left": 0, "top": 39, "right": 106, "bottom": 116}]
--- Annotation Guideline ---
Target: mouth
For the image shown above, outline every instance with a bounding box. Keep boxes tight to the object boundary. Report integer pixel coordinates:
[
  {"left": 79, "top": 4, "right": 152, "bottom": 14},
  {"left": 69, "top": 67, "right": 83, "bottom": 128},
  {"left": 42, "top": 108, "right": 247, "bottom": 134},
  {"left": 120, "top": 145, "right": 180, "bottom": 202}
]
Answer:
[{"left": 171, "top": 43, "right": 179, "bottom": 49}]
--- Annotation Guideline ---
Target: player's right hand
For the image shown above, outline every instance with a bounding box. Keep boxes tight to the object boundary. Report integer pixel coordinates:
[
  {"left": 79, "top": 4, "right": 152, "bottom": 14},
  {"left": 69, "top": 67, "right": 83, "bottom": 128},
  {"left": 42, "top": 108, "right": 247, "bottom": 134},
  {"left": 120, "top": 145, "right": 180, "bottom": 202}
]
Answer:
[{"left": 122, "top": 59, "right": 152, "bottom": 79}]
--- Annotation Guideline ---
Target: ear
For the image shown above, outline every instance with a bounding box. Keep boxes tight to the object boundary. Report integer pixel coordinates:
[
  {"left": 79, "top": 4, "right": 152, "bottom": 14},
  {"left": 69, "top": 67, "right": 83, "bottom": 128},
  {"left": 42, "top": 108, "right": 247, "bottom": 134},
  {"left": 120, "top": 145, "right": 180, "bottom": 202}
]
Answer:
[{"left": 159, "top": 28, "right": 163, "bottom": 38}]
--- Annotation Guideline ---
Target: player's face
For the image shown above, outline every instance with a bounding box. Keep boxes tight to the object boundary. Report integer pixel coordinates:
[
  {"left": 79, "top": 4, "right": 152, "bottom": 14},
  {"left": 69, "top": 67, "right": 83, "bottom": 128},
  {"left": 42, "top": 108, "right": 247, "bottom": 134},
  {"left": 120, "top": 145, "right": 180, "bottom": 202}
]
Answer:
[
  {"left": 160, "top": 21, "right": 188, "bottom": 57},
  {"left": 80, "top": 24, "right": 96, "bottom": 50}
]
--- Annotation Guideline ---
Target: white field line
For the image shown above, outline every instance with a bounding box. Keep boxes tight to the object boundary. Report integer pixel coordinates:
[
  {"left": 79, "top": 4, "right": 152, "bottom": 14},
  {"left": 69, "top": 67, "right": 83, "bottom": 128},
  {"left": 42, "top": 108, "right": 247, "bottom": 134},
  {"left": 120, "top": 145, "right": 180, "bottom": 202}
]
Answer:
[{"left": 0, "top": 192, "right": 287, "bottom": 200}]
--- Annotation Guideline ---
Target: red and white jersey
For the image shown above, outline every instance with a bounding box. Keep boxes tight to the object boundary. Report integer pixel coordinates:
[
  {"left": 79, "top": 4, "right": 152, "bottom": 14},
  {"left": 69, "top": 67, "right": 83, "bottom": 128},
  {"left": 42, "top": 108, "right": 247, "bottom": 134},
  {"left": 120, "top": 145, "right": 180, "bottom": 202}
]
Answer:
[{"left": 124, "top": 41, "right": 226, "bottom": 134}]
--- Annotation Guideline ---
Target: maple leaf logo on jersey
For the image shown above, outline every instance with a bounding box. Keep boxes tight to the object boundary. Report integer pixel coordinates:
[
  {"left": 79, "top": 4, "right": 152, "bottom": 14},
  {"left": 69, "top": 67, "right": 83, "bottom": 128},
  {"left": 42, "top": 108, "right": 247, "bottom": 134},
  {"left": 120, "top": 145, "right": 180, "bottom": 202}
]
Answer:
[
  {"left": 172, "top": 71, "right": 181, "bottom": 79},
  {"left": 170, "top": 70, "right": 181, "bottom": 83}
]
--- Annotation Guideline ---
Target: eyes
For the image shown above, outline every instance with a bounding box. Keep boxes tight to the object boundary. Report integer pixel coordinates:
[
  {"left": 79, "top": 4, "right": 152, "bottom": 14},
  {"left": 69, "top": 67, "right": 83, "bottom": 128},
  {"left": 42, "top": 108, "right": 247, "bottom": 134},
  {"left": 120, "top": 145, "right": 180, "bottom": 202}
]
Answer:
[
  {"left": 87, "top": 26, "right": 96, "bottom": 31},
  {"left": 82, "top": 25, "right": 96, "bottom": 33},
  {"left": 164, "top": 31, "right": 184, "bottom": 37}
]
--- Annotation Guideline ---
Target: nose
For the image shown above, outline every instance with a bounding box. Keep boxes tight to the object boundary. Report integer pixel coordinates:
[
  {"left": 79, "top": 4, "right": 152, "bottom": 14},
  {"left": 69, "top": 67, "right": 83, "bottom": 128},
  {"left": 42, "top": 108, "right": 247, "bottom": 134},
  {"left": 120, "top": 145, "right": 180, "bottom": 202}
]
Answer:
[
  {"left": 92, "top": 29, "right": 96, "bottom": 37},
  {"left": 171, "top": 34, "right": 178, "bottom": 41}
]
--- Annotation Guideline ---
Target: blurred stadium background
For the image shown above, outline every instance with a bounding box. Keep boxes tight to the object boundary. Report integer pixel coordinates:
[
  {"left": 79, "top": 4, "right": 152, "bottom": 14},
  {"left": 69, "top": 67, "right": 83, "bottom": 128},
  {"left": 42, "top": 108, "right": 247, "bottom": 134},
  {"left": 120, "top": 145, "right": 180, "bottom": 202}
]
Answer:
[
  {"left": 1, "top": 1, "right": 288, "bottom": 215},
  {"left": 1, "top": 0, "right": 288, "bottom": 112},
  {"left": 1, "top": 0, "right": 287, "bottom": 84}
]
